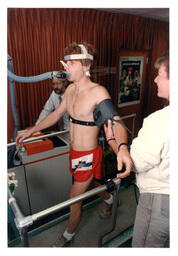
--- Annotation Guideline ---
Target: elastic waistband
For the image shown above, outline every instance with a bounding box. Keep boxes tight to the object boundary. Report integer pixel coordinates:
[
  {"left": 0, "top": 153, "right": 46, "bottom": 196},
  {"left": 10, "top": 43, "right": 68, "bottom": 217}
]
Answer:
[{"left": 70, "top": 144, "right": 101, "bottom": 155}]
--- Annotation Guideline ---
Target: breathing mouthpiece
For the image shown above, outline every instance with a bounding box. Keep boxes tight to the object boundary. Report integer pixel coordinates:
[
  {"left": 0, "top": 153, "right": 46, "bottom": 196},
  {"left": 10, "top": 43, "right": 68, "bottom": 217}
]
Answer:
[{"left": 52, "top": 71, "right": 70, "bottom": 80}]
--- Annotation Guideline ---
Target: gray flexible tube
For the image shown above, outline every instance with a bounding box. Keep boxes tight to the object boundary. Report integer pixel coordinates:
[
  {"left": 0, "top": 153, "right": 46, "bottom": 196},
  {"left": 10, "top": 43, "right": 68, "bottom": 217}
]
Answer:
[
  {"left": 8, "top": 69, "right": 52, "bottom": 83},
  {"left": 8, "top": 55, "right": 19, "bottom": 140},
  {"left": 7, "top": 54, "right": 69, "bottom": 141}
]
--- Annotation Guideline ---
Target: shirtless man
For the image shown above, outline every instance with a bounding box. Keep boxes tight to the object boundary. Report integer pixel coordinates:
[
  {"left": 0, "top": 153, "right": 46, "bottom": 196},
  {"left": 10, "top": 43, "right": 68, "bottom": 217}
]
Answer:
[{"left": 16, "top": 42, "right": 132, "bottom": 247}]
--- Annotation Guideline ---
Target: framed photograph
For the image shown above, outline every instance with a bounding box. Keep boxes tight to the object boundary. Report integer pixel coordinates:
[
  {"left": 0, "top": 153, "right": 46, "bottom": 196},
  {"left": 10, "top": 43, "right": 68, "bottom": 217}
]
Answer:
[{"left": 118, "top": 56, "right": 144, "bottom": 107}]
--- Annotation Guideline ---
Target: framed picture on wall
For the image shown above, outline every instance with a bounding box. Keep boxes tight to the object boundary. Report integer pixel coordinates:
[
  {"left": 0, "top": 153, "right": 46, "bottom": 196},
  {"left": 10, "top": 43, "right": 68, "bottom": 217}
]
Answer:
[{"left": 118, "top": 56, "right": 144, "bottom": 107}]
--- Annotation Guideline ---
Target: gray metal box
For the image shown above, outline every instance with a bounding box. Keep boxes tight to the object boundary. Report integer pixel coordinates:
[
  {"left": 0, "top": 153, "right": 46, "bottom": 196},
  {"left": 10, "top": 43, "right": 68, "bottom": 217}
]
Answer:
[{"left": 16, "top": 132, "right": 72, "bottom": 215}]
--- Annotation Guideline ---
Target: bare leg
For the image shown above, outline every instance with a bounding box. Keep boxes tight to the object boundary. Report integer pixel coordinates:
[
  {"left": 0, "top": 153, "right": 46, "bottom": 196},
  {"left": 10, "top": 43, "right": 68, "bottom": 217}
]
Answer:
[
  {"left": 93, "top": 180, "right": 114, "bottom": 218},
  {"left": 94, "top": 180, "right": 111, "bottom": 200},
  {"left": 67, "top": 175, "right": 93, "bottom": 234}
]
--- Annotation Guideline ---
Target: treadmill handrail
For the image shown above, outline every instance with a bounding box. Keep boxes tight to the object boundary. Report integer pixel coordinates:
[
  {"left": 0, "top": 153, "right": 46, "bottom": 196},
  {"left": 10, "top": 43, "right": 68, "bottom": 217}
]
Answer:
[{"left": 7, "top": 130, "right": 69, "bottom": 148}]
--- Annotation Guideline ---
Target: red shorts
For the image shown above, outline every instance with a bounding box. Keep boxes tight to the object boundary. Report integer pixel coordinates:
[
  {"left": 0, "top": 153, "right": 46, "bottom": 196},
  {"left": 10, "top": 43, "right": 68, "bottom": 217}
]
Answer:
[{"left": 69, "top": 145, "right": 105, "bottom": 183}]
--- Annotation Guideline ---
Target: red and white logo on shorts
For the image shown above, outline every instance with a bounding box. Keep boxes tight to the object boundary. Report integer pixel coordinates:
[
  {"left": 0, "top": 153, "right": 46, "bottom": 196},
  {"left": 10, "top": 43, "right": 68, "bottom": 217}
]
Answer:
[{"left": 72, "top": 153, "right": 93, "bottom": 173}]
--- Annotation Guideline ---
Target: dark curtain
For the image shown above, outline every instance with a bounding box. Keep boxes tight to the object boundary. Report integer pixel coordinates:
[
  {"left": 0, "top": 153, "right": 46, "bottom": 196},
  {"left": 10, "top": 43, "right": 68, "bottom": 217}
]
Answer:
[{"left": 7, "top": 8, "right": 169, "bottom": 141}]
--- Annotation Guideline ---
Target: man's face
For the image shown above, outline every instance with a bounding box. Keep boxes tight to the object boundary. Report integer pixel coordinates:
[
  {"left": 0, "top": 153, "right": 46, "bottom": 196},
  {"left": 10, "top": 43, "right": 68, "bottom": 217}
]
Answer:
[
  {"left": 64, "top": 60, "right": 89, "bottom": 82},
  {"left": 52, "top": 80, "right": 63, "bottom": 95},
  {"left": 154, "top": 64, "right": 169, "bottom": 100}
]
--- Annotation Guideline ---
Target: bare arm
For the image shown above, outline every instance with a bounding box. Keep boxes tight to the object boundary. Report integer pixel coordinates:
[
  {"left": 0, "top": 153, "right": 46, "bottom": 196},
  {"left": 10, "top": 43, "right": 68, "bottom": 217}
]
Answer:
[
  {"left": 113, "top": 119, "right": 132, "bottom": 178},
  {"left": 95, "top": 85, "right": 133, "bottom": 177},
  {"left": 104, "top": 120, "right": 118, "bottom": 155},
  {"left": 104, "top": 117, "right": 133, "bottom": 178}
]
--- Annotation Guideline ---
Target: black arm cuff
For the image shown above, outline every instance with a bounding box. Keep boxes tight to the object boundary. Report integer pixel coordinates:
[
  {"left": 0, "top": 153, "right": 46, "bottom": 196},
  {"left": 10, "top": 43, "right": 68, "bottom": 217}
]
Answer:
[
  {"left": 107, "top": 138, "right": 116, "bottom": 143},
  {"left": 118, "top": 142, "right": 130, "bottom": 151}
]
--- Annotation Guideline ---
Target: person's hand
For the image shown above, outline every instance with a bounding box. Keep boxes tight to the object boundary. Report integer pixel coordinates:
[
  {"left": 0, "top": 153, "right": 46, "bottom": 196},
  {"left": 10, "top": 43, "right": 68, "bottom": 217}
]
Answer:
[
  {"left": 116, "top": 147, "right": 133, "bottom": 178},
  {"left": 104, "top": 120, "right": 114, "bottom": 141},
  {"left": 15, "top": 129, "right": 33, "bottom": 146}
]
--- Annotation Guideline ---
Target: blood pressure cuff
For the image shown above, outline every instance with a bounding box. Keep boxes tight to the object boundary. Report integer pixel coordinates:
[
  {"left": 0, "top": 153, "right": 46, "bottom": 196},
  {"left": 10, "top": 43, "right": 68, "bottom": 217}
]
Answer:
[{"left": 93, "top": 99, "right": 119, "bottom": 127}]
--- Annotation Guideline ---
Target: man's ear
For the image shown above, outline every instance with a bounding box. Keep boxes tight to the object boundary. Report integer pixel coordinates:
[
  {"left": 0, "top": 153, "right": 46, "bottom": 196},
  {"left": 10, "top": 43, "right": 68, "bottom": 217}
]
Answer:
[{"left": 83, "top": 63, "right": 91, "bottom": 70}]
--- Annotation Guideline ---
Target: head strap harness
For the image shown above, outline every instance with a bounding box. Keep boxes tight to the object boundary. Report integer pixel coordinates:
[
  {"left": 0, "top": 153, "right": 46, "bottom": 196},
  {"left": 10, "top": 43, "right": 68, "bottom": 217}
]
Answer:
[{"left": 64, "top": 44, "right": 93, "bottom": 61}]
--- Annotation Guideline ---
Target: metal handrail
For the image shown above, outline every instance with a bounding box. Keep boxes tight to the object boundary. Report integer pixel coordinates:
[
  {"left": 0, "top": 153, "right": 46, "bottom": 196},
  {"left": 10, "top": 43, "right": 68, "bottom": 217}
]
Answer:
[
  {"left": 8, "top": 115, "right": 136, "bottom": 246},
  {"left": 7, "top": 130, "right": 69, "bottom": 148},
  {"left": 121, "top": 113, "right": 136, "bottom": 141},
  {"left": 121, "top": 113, "right": 136, "bottom": 120},
  {"left": 8, "top": 177, "right": 121, "bottom": 229},
  {"left": 8, "top": 177, "right": 121, "bottom": 246}
]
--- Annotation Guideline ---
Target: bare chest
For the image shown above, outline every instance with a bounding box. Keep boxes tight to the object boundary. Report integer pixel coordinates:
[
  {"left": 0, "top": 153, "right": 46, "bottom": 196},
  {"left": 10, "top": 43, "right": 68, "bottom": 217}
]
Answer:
[{"left": 67, "top": 90, "right": 96, "bottom": 119}]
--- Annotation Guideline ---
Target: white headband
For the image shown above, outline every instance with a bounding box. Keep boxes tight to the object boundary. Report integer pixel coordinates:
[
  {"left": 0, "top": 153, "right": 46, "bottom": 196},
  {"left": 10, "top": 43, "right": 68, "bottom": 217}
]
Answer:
[{"left": 64, "top": 44, "right": 93, "bottom": 61}]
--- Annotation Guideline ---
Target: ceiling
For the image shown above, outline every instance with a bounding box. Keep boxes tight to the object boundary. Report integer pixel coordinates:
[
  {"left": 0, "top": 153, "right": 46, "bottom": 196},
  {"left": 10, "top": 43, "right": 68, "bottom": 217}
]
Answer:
[{"left": 95, "top": 8, "right": 169, "bottom": 22}]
